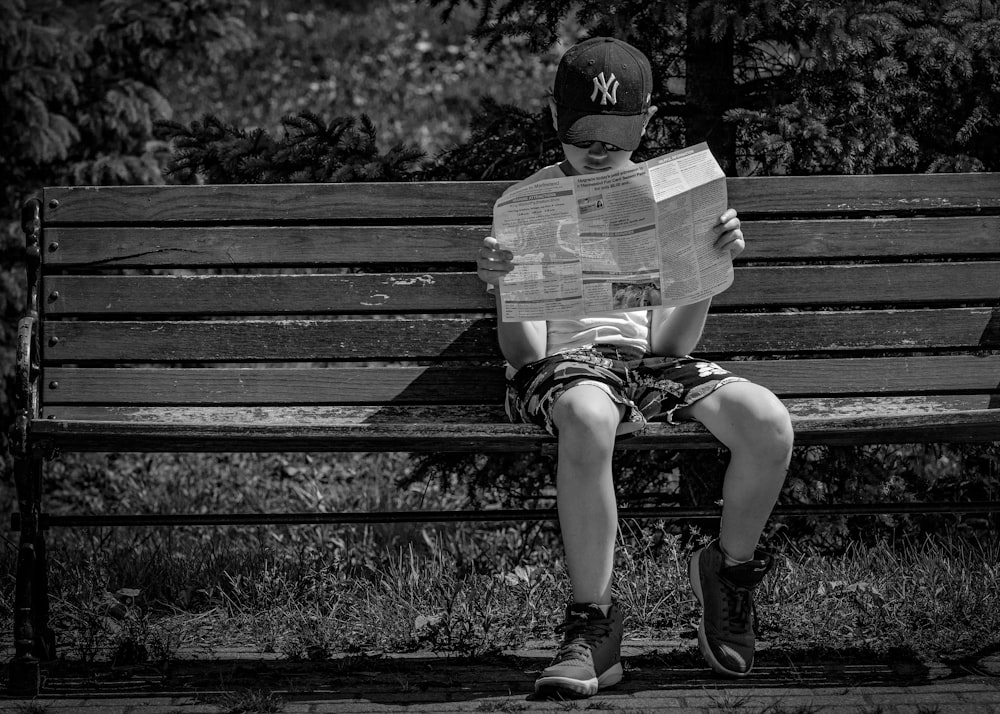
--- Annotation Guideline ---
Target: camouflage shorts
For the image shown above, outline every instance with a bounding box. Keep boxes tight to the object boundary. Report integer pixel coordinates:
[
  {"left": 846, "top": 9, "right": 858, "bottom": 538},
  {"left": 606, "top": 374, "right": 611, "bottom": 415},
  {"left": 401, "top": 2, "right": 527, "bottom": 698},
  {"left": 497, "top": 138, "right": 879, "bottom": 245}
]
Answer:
[{"left": 505, "top": 344, "right": 747, "bottom": 437}]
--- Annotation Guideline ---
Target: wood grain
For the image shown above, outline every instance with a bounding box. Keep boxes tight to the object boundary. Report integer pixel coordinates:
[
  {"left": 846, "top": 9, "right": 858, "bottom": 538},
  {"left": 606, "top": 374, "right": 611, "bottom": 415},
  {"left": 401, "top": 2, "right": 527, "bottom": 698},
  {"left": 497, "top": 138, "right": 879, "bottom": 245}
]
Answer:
[
  {"left": 41, "top": 355, "right": 1000, "bottom": 405},
  {"left": 46, "top": 395, "right": 1000, "bottom": 425},
  {"left": 42, "top": 173, "right": 1000, "bottom": 225},
  {"left": 29, "top": 407, "right": 1000, "bottom": 452},
  {"left": 39, "top": 308, "right": 1000, "bottom": 362},
  {"left": 42, "top": 263, "right": 1000, "bottom": 316},
  {"left": 43, "top": 216, "right": 1000, "bottom": 268}
]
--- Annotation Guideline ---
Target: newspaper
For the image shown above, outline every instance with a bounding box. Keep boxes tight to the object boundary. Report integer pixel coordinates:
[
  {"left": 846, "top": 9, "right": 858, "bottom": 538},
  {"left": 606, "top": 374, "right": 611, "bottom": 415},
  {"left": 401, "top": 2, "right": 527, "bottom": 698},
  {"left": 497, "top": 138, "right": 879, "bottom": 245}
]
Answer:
[{"left": 492, "top": 142, "right": 733, "bottom": 322}]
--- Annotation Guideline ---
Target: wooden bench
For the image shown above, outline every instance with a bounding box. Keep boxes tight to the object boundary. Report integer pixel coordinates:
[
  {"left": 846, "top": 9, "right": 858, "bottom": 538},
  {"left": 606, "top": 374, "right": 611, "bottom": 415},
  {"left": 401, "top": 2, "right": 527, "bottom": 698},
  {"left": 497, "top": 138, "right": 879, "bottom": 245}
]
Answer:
[{"left": 9, "top": 173, "right": 1000, "bottom": 692}]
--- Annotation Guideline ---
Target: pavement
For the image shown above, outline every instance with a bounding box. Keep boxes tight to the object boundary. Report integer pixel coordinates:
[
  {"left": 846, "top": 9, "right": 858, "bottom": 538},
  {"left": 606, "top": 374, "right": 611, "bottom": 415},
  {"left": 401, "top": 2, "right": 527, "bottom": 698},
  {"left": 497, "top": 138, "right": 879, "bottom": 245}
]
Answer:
[{"left": 1, "top": 641, "right": 999, "bottom": 713}]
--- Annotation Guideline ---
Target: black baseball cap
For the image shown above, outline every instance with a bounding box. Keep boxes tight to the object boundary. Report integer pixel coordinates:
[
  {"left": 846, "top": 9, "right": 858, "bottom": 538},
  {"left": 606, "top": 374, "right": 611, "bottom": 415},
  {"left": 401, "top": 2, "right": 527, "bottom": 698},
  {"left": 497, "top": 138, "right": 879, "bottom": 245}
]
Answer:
[{"left": 553, "top": 37, "right": 654, "bottom": 151}]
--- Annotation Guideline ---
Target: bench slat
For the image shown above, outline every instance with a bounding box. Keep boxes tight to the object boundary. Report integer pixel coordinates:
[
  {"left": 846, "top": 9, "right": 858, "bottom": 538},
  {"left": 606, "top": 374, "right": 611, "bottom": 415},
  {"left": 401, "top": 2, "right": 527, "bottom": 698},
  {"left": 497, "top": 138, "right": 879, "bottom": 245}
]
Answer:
[
  {"left": 43, "top": 262, "right": 1000, "bottom": 316},
  {"left": 45, "top": 318, "right": 500, "bottom": 361},
  {"left": 713, "top": 262, "right": 1000, "bottom": 307},
  {"left": 43, "top": 216, "right": 1000, "bottom": 268},
  {"left": 44, "top": 225, "right": 485, "bottom": 268},
  {"left": 743, "top": 216, "right": 1000, "bottom": 261},
  {"left": 45, "top": 273, "right": 494, "bottom": 315},
  {"left": 29, "top": 407, "right": 1000, "bottom": 452},
  {"left": 732, "top": 173, "right": 1000, "bottom": 217},
  {"left": 41, "top": 308, "right": 1000, "bottom": 362},
  {"left": 46, "top": 395, "right": 1000, "bottom": 425},
  {"left": 41, "top": 355, "right": 1000, "bottom": 406},
  {"left": 44, "top": 182, "right": 503, "bottom": 225},
  {"left": 42, "top": 174, "right": 1000, "bottom": 225}
]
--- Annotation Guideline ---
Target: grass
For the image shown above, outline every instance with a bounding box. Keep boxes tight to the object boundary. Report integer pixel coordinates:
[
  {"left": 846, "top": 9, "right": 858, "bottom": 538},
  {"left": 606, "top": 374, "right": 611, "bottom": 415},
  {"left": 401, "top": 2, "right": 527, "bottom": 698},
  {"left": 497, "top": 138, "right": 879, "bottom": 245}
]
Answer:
[
  {"left": 1, "top": 451, "right": 998, "bottom": 667},
  {"left": 759, "top": 536, "right": 1000, "bottom": 657}
]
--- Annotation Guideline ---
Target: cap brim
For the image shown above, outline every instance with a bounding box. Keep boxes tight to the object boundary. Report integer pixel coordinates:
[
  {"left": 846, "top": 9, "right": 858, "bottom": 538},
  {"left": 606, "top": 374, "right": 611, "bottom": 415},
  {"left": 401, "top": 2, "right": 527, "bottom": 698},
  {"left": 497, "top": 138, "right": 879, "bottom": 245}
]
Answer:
[{"left": 557, "top": 107, "right": 646, "bottom": 151}]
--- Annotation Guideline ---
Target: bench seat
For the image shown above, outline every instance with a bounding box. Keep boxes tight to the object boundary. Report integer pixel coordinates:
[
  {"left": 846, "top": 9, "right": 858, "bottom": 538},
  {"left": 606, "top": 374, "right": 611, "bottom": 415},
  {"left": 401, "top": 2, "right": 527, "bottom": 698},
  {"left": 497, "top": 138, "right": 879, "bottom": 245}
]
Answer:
[{"left": 27, "top": 398, "right": 1000, "bottom": 452}]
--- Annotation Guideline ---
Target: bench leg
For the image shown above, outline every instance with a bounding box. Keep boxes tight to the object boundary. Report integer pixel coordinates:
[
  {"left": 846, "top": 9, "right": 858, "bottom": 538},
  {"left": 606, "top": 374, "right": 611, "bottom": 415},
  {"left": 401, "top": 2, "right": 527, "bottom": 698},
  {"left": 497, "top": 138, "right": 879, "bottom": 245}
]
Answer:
[{"left": 8, "top": 453, "right": 53, "bottom": 695}]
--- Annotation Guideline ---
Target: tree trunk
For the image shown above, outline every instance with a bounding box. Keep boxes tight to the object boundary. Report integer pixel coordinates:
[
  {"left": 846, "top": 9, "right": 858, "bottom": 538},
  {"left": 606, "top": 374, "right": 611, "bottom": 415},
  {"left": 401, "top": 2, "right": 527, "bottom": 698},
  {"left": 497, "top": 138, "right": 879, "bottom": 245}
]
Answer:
[{"left": 685, "top": 6, "right": 737, "bottom": 175}]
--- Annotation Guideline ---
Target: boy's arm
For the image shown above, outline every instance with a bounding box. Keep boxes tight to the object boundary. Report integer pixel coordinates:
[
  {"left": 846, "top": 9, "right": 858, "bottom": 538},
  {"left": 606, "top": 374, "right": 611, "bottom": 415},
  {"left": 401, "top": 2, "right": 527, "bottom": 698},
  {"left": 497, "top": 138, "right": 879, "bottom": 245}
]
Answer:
[
  {"left": 649, "top": 209, "right": 745, "bottom": 357},
  {"left": 494, "top": 292, "right": 548, "bottom": 368},
  {"left": 649, "top": 299, "right": 711, "bottom": 357},
  {"left": 478, "top": 236, "right": 547, "bottom": 367}
]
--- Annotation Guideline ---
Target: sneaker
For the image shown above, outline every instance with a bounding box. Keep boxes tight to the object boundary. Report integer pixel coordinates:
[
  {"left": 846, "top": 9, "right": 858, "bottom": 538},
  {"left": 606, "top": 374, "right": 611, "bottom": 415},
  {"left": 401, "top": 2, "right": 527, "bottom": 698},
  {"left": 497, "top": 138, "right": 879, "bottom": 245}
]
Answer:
[
  {"left": 689, "top": 540, "right": 773, "bottom": 677},
  {"left": 534, "top": 602, "right": 623, "bottom": 698}
]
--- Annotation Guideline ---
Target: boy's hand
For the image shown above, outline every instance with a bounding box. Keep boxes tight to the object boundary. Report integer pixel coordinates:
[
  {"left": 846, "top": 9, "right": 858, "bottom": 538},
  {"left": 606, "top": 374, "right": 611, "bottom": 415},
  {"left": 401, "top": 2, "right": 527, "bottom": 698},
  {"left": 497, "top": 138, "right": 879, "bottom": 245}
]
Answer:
[
  {"left": 477, "top": 236, "right": 515, "bottom": 285},
  {"left": 714, "top": 208, "right": 745, "bottom": 258}
]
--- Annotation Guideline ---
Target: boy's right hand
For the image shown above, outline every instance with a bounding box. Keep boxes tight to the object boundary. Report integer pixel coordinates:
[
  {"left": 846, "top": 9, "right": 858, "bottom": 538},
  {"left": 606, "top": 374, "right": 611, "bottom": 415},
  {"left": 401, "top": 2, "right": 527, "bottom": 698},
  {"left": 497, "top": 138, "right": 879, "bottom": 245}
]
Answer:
[{"left": 476, "top": 236, "right": 514, "bottom": 286}]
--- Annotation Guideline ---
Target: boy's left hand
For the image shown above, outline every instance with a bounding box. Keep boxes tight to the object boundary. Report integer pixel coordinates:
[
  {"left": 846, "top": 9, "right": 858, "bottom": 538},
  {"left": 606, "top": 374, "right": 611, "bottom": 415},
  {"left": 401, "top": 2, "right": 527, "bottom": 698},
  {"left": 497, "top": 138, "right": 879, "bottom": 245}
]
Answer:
[{"left": 714, "top": 208, "right": 745, "bottom": 258}]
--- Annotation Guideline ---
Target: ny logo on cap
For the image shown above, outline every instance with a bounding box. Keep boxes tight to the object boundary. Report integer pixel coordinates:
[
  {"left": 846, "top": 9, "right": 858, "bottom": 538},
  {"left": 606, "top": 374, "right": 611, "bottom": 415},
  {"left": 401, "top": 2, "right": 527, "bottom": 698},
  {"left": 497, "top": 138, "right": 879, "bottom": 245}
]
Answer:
[{"left": 591, "top": 72, "right": 619, "bottom": 106}]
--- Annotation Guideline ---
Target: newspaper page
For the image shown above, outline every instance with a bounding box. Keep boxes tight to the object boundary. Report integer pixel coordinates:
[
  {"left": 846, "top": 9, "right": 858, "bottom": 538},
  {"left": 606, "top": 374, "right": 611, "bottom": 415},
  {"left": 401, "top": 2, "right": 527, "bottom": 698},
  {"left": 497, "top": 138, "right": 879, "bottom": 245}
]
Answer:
[{"left": 492, "top": 143, "right": 732, "bottom": 322}]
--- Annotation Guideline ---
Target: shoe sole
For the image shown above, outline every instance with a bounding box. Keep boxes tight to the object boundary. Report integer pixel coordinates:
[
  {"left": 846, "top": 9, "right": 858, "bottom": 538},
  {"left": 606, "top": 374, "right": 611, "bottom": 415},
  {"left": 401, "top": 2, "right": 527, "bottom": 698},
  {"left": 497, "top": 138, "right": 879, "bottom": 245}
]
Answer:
[
  {"left": 689, "top": 549, "right": 752, "bottom": 678},
  {"left": 534, "top": 663, "right": 623, "bottom": 698}
]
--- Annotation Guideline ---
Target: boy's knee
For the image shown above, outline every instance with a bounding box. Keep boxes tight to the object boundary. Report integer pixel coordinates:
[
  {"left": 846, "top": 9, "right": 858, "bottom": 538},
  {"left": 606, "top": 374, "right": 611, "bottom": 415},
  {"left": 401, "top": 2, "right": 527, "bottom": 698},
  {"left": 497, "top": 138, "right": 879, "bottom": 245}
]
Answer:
[
  {"left": 759, "top": 401, "right": 794, "bottom": 456},
  {"left": 709, "top": 385, "right": 793, "bottom": 462},
  {"left": 552, "top": 386, "right": 622, "bottom": 443},
  {"left": 741, "top": 396, "right": 794, "bottom": 464}
]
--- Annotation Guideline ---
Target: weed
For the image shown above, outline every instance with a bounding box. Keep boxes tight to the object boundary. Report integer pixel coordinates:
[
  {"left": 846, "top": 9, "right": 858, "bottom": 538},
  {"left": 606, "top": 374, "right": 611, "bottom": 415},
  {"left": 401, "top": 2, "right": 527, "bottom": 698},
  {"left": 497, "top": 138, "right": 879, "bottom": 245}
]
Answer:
[
  {"left": 210, "top": 688, "right": 284, "bottom": 714},
  {"left": 476, "top": 699, "right": 529, "bottom": 712},
  {"left": 614, "top": 524, "right": 695, "bottom": 636},
  {"left": 709, "top": 691, "right": 753, "bottom": 711}
]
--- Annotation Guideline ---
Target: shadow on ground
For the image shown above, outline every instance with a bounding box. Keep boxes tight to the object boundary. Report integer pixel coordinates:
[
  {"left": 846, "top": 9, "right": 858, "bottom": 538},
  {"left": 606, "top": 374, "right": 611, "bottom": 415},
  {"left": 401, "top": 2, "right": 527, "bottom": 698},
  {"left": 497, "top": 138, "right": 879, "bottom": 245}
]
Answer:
[{"left": 11, "top": 644, "right": 1000, "bottom": 705}]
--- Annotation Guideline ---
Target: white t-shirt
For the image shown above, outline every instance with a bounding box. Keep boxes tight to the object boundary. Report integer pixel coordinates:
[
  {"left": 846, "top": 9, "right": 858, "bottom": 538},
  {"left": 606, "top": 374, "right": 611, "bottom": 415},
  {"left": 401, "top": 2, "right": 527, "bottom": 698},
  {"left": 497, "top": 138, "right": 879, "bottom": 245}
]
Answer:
[
  {"left": 546, "top": 311, "right": 650, "bottom": 355},
  {"left": 501, "top": 163, "right": 652, "bottom": 356}
]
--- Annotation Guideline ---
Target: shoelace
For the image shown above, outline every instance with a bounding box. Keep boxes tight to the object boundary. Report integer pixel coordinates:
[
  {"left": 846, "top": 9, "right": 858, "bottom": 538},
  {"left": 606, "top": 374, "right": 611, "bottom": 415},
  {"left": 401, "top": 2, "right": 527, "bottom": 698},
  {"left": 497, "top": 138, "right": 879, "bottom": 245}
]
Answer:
[
  {"left": 552, "top": 611, "right": 613, "bottom": 663},
  {"left": 719, "top": 576, "right": 755, "bottom": 635}
]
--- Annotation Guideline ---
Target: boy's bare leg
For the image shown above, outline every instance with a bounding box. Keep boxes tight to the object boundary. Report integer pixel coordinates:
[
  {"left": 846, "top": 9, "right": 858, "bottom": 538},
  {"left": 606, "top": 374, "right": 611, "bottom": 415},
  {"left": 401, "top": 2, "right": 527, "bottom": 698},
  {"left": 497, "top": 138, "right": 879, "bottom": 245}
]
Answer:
[
  {"left": 551, "top": 384, "right": 624, "bottom": 604},
  {"left": 535, "top": 383, "right": 625, "bottom": 697},
  {"left": 677, "top": 381, "right": 793, "bottom": 557},
  {"left": 678, "top": 380, "right": 792, "bottom": 677}
]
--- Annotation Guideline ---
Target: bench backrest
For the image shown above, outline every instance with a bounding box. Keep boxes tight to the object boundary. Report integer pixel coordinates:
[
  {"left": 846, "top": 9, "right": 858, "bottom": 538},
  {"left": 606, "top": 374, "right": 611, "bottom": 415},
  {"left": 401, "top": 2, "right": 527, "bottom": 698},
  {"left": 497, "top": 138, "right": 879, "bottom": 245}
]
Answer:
[{"left": 26, "top": 174, "right": 1000, "bottom": 442}]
